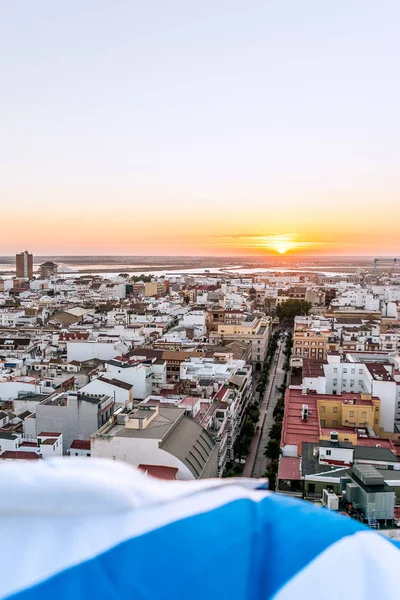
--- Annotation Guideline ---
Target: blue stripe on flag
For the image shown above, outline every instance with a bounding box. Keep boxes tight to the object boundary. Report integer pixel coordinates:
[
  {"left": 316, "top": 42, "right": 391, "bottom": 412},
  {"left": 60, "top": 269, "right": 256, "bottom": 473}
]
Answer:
[{"left": 5, "top": 494, "right": 370, "bottom": 600}]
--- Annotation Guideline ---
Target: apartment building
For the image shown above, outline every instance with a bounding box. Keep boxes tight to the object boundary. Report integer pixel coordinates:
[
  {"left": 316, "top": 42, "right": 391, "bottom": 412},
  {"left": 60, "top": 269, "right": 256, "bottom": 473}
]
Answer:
[
  {"left": 16, "top": 250, "right": 33, "bottom": 280},
  {"left": 35, "top": 391, "right": 115, "bottom": 451},
  {"left": 209, "top": 315, "right": 271, "bottom": 370},
  {"left": 293, "top": 319, "right": 338, "bottom": 361},
  {"left": 144, "top": 282, "right": 166, "bottom": 297}
]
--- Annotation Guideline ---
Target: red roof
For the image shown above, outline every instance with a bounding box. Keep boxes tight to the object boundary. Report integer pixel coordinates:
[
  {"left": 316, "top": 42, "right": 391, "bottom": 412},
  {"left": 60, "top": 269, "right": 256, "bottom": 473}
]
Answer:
[
  {"left": 138, "top": 464, "right": 178, "bottom": 480},
  {"left": 277, "top": 457, "right": 301, "bottom": 481},
  {"left": 180, "top": 396, "right": 200, "bottom": 407},
  {"left": 70, "top": 440, "right": 91, "bottom": 450},
  {"left": 281, "top": 389, "right": 320, "bottom": 453},
  {"left": 356, "top": 437, "right": 395, "bottom": 450},
  {"left": 214, "top": 386, "right": 229, "bottom": 402},
  {"left": 0, "top": 451, "right": 40, "bottom": 460},
  {"left": 38, "top": 432, "right": 61, "bottom": 437},
  {"left": 59, "top": 333, "right": 90, "bottom": 341}
]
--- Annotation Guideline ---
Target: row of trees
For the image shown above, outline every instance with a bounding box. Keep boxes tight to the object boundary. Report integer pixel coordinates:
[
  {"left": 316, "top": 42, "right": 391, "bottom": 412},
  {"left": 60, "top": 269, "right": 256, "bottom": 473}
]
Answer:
[
  {"left": 276, "top": 299, "right": 312, "bottom": 326},
  {"left": 256, "top": 331, "right": 281, "bottom": 397},
  {"left": 263, "top": 331, "right": 293, "bottom": 490},
  {"left": 224, "top": 404, "right": 260, "bottom": 477},
  {"left": 119, "top": 273, "right": 153, "bottom": 282}
]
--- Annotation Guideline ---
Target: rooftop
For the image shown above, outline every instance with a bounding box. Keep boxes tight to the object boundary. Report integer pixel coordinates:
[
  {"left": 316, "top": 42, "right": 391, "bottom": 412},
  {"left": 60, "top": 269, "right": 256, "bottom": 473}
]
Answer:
[
  {"left": 281, "top": 389, "right": 320, "bottom": 452},
  {"left": 70, "top": 440, "right": 91, "bottom": 450},
  {"left": 319, "top": 440, "right": 354, "bottom": 450},
  {"left": 0, "top": 451, "right": 40, "bottom": 460},
  {"left": 137, "top": 464, "right": 178, "bottom": 480},
  {"left": 277, "top": 456, "right": 301, "bottom": 481}
]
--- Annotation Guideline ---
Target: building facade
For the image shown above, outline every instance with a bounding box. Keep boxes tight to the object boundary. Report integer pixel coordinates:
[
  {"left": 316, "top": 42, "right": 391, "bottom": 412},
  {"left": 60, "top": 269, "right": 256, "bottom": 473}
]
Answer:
[{"left": 16, "top": 250, "right": 33, "bottom": 280}]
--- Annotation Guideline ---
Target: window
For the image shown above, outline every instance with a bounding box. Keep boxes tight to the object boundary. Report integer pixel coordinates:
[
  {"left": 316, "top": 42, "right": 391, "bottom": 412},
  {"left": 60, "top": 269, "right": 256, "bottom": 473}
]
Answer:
[
  {"left": 362, "top": 412, "right": 367, "bottom": 419},
  {"left": 311, "top": 341, "right": 316, "bottom": 346},
  {"left": 320, "top": 419, "right": 325, "bottom": 427},
  {"left": 333, "top": 368, "right": 338, "bottom": 373},
  {"left": 358, "top": 380, "right": 363, "bottom": 386},
  {"left": 343, "top": 379, "right": 347, "bottom": 385},
  {"left": 332, "top": 420, "right": 338, "bottom": 427},
  {"left": 333, "top": 379, "right": 337, "bottom": 385},
  {"left": 350, "top": 380, "right": 355, "bottom": 386},
  {"left": 326, "top": 450, "right": 332, "bottom": 456},
  {"left": 333, "top": 407, "right": 338, "bottom": 413},
  {"left": 320, "top": 406, "right": 326, "bottom": 413},
  {"left": 349, "top": 411, "right": 354, "bottom": 417},
  {"left": 359, "top": 369, "right": 363, "bottom": 374},
  {"left": 343, "top": 368, "right": 347, "bottom": 373},
  {"left": 351, "top": 369, "right": 355, "bottom": 374}
]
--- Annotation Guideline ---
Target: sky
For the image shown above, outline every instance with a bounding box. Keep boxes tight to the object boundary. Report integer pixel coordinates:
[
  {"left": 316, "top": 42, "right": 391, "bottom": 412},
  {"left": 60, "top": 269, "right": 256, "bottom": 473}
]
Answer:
[{"left": 1, "top": 1, "right": 399, "bottom": 257}]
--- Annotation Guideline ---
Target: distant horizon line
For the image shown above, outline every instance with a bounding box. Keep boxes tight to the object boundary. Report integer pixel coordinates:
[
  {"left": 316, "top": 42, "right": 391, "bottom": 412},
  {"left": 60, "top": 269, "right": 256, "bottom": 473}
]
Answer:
[{"left": 1, "top": 254, "right": 399, "bottom": 259}]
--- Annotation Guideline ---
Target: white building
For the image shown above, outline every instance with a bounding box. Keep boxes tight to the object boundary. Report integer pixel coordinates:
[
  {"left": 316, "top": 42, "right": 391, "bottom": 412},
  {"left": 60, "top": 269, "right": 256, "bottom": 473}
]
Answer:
[
  {"left": 301, "top": 352, "right": 399, "bottom": 433},
  {"left": 67, "top": 339, "right": 130, "bottom": 362},
  {"left": 91, "top": 405, "right": 218, "bottom": 480},
  {"left": 35, "top": 391, "right": 115, "bottom": 451},
  {"left": 104, "top": 356, "right": 166, "bottom": 400},
  {"left": 78, "top": 376, "right": 133, "bottom": 407}
]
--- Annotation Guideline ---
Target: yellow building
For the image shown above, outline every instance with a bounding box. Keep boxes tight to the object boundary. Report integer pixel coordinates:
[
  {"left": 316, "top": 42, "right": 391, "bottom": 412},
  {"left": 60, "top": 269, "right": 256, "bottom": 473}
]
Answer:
[
  {"left": 293, "top": 325, "right": 338, "bottom": 361},
  {"left": 318, "top": 394, "right": 381, "bottom": 442},
  {"left": 144, "top": 282, "right": 165, "bottom": 297}
]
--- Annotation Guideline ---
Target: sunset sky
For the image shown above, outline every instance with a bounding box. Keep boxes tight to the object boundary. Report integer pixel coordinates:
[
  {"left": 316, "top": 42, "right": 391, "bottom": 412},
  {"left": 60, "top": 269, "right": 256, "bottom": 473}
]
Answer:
[{"left": 1, "top": 1, "right": 399, "bottom": 256}]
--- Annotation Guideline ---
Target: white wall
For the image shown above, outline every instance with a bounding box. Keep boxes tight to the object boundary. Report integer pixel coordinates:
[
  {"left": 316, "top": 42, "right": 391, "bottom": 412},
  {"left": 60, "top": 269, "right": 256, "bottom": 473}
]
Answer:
[
  {"left": 67, "top": 341, "right": 128, "bottom": 362},
  {"left": 303, "top": 376, "right": 327, "bottom": 394},
  {"left": 0, "top": 381, "right": 51, "bottom": 402},
  {"left": 91, "top": 435, "right": 194, "bottom": 480},
  {"left": 79, "top": 378, "right": 132, "bottom": 407},
  {"left": 13, "top": 397, "right": 45, "bottom": 415},
  {"left": 372, "top": 379, "right": 397, "bottom": 433},
  {"left": 0, "top": 436, "right": 19, "bottom": 452},
  {"left": 70, "top": 447, "right": 91, "bottom": 457},
  {"left": 105, "top": 363, "right": 152, "bottom": 400},
  {"left": 319, "top": 445, "right": 353, "bottom": 465},
  {"left": 39, "top": 439, "right": 63, "bottom": 458}
]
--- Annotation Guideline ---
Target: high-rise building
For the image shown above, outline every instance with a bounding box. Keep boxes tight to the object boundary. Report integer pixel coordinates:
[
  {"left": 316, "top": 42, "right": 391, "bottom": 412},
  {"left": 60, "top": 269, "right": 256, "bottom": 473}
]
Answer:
[
  {"left": 16, "top": 250, "right": 33, "bottom": 279},
  {"left": 39, "top": 261, "right": 58, "bottom": 278}
]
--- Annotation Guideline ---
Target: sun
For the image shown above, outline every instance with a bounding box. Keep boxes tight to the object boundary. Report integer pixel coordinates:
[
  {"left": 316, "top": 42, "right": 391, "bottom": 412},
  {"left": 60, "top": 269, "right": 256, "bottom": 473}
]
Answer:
[
  {"left": 276, "top": 245, "right": 289, "bottom": 254},
  {"left": 261, "top": 235, "right": 298, "bottom": 255}
]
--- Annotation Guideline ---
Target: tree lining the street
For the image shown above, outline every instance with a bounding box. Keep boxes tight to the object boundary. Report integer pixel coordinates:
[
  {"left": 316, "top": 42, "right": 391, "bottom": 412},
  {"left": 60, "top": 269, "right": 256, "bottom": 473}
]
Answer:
[
  {"left": 276, "top": 299, "right": 311, "bottom": 326},
  {"left": 263, "top": 330, "right": 293, "bottom": 490}
]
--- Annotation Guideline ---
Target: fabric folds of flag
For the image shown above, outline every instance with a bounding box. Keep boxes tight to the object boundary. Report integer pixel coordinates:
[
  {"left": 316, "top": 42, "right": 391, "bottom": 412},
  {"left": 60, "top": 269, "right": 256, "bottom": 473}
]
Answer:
[{"left": 0, "top": 458, "right": 399, "bottom": 600}]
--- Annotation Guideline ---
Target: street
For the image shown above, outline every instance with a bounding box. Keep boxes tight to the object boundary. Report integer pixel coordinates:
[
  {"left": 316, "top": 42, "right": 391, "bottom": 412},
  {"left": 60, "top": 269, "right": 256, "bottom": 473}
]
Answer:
[{"left": 243, "top": 338, "right": 286, "bottom": 478}]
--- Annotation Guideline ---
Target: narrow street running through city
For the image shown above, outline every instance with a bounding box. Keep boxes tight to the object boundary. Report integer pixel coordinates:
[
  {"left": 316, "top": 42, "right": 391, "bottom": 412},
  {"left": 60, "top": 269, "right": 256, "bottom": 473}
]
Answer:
[{"left": 243, "top": 337, "right": 286, "bottom": 478}]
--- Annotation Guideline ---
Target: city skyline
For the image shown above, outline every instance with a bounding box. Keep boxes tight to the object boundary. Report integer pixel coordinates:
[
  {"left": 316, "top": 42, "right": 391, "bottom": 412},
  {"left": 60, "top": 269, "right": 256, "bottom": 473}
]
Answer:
[{"left": 1, "top": 1, "right": 400, "bottom": 256}]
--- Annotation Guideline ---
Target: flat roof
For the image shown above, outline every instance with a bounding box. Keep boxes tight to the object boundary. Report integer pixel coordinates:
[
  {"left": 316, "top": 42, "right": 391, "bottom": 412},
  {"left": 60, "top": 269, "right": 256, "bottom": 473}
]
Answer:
[
  {"left": 303, "top": 359, "right": 326, "bottom": 378},
  {"left": 319, "top": 440, "right": 354, "bottom": 449},
  {"left": 278, "top": 457, "right": 301, "bottom": 481},
  {"left": 281, "top": 389, "right": 320, "bottom": 453},
  {"left": 138, "top": 464, "right": 178, "bottom": 480},
  {"left": 0, "top": 451, "right": 40, "bottom": 460},
  {"left": 100, "top": 407, "right": 185, "bottom": 440}
]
